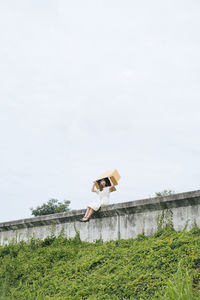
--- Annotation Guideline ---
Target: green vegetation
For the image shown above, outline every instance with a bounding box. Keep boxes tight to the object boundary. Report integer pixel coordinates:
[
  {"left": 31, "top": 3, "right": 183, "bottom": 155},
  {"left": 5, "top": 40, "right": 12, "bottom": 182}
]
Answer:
[
  {"left": 0, "top": 226, "right": 199, "bottom": 299},
  {"left": 30, "top": 198, "right": 71, "bottom": 216},
  {"left": 155, "top": 190, "right": 175, "bottom": 197}
]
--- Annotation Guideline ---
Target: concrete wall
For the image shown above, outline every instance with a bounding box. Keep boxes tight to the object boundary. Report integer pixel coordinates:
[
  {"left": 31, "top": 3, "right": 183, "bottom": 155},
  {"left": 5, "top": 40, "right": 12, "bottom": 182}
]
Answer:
[{"left": 0, "top": 190, "right": 200, "bottom": 245}]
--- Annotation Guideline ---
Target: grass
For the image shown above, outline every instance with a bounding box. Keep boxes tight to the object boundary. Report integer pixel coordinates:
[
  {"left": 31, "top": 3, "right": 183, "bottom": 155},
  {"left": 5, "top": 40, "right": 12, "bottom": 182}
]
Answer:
[{"left": 0, "top": 225, "right": 199, "bottom": 299}]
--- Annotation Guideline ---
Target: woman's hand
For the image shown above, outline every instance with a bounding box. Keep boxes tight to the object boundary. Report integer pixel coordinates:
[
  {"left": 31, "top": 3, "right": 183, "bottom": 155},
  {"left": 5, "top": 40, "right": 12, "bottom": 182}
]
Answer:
[
  {"left": 108, "top": 178, "right": 114, "bottom": 191},
  {"left": 91, "top": 181, "right": 97, "bottom": 192},
  {"left": 109, "top": 178, "right": 114, "bottom": 186}
]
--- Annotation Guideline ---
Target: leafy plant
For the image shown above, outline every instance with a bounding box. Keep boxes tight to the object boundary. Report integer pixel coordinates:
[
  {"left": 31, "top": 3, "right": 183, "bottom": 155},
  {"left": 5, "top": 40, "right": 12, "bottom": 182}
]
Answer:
[
  {"left": 30, "top": 198, "right": 71, "bottom": 216},
  {"left": 0, "top": 227, "right": 199, "bottom": 299},
  {"left": 154, "top": 261, "right": 199, "bottom": 299},
  {"left": 155, "top": 190, "right": 175, "bottom": 197}
]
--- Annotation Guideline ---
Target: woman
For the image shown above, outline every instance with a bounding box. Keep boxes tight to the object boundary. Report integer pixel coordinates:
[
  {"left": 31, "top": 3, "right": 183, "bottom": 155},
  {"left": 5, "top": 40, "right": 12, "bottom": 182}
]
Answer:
[{"left": 79, "top": 179, "right": 114, "bottom": 222}]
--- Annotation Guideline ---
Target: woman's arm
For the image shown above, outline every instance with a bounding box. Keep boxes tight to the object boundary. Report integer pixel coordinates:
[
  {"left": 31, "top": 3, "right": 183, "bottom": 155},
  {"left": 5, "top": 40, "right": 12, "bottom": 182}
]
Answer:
[
  {"left": 91, "top": 181, "right": 99, "bottom": 193},
  {"left": 109, "top": 179, "right": 114, "bottom": 192}
]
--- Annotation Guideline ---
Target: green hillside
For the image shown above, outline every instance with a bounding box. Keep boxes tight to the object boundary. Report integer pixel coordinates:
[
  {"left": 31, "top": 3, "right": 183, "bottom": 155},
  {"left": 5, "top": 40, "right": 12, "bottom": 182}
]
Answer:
[{"left": 0, "top": 225, "right": 200, "bottom": 300}]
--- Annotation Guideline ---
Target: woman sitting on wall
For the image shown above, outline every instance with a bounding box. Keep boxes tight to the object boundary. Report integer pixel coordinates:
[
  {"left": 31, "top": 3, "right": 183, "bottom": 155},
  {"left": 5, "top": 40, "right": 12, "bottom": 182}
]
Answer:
[{"left": 79, "top": 179, "right": 114, "bottom": 222}]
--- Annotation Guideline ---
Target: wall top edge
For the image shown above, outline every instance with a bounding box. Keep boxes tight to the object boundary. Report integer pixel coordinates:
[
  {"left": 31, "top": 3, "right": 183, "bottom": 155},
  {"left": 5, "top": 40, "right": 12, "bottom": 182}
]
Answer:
[{"left": 1, "top": 189, "right": 200, "bottom": 229}]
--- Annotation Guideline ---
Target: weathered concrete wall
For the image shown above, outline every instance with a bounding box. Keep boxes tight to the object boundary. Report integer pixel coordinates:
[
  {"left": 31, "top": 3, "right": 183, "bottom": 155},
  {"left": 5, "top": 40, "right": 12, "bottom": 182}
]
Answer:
[{"left": 0, "top": 190, "right": 200, "bottom": 245}]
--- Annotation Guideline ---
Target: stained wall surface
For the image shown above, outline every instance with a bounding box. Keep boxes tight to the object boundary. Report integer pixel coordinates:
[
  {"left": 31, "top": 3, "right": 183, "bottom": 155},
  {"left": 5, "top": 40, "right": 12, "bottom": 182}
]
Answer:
[{"left": 0, "top": 190, "right": 200, "bottom": 245}]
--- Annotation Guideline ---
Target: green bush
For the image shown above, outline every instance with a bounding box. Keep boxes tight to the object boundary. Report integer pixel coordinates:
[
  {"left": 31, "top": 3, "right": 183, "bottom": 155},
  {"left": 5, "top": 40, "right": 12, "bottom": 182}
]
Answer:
[
  {"left": 155, "top": 190, "right": 175, "bottom": 197},
  {"left": 30, "top": 198, "right": 71, "bottom": 216},
  {"left": 0, "top": 227, "right": 199, "bottom": 299},
  {"left": 154, "top": 261, "right": 199, "bottom": 299}
]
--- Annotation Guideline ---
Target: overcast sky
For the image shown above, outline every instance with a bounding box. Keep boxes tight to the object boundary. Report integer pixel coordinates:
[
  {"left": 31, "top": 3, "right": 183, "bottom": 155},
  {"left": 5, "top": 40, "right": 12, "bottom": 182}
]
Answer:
[{"left": 0, "top": 0, "right": 200, "bottom": 222}]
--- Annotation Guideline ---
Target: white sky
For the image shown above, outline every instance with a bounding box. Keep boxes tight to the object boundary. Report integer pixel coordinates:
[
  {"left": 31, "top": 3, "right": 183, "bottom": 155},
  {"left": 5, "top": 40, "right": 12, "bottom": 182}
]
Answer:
[{"left": 0, "top": 0, "right": 200, "bottom": 222}]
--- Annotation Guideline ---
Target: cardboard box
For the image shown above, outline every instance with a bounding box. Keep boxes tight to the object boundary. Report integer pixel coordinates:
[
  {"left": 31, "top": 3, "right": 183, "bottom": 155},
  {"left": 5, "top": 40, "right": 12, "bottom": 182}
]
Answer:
[{"left": 95, "top": 169, "right": 121, "bottom": 192}]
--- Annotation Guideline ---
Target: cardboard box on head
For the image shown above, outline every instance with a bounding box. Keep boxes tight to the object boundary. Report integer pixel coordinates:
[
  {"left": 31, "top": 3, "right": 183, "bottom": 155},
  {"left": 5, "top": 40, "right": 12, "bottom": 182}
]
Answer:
[{"left": 95, "top": 169, "right": 121, "bottom": 192}]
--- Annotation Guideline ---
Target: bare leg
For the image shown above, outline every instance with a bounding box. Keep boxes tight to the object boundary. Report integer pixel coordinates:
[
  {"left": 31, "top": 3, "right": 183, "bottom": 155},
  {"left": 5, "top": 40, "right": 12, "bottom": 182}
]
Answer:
[
  {"left": 80, "top": 207, "right": 95, "bottom": 221},
  {"left": 86, "top": 208, "right": 95, "bottom": 219},
  {"left": 83, "top": 207, "right": 90, "bottom": 218},
  {"left": 80, "top": 207, "right": 92, "bottom": 221},
  {"left": 83, "top": 207, "right": 94, "bottom": 219}
]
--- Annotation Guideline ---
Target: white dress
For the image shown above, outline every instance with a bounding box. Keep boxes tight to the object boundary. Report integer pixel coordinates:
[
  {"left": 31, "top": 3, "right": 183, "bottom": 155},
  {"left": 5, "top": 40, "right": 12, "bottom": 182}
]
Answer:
[{"left": 88, "top": 186, "right": 111, "bottom": 211}]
